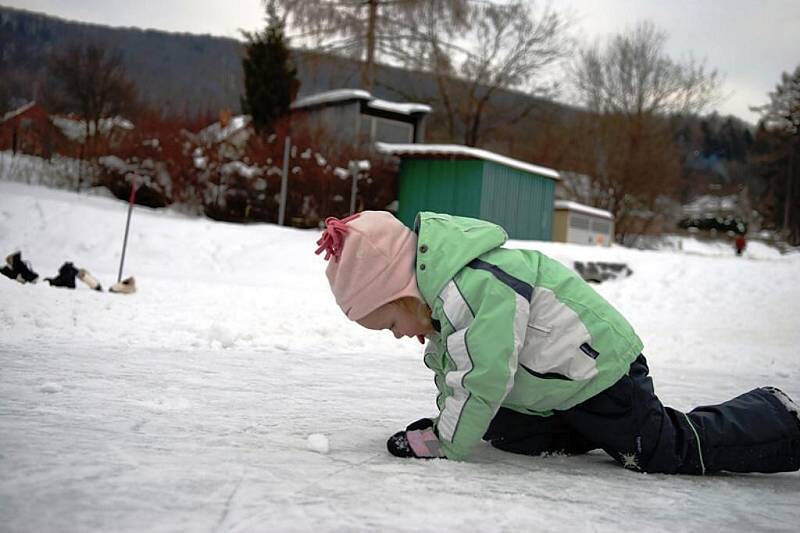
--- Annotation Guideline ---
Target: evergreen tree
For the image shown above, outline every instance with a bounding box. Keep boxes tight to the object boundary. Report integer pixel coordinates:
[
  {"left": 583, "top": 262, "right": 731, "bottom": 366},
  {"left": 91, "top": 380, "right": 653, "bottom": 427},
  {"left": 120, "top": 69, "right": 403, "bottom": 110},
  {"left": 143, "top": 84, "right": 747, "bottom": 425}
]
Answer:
[
  {"left": 241, "top": 6, "right": 298, "bottom": 133},
  {"left": 753, "top": 65, "right": 800, "bottom": 244}
]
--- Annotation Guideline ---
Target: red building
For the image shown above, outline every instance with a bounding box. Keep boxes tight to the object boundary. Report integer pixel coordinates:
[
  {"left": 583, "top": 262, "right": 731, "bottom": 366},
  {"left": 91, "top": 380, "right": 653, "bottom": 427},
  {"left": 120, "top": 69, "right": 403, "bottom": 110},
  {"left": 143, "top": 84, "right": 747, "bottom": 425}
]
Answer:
[{"left": 0, "top": 102, "right": 71, "bottom": 158}]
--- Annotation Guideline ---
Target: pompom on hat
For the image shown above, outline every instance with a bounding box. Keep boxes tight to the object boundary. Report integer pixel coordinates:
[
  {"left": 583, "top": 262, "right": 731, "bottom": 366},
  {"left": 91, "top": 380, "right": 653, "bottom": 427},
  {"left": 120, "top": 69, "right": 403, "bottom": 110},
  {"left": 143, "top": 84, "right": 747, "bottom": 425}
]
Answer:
[{"left": 315, "top": 211, "right": 423, "bottom": 321}]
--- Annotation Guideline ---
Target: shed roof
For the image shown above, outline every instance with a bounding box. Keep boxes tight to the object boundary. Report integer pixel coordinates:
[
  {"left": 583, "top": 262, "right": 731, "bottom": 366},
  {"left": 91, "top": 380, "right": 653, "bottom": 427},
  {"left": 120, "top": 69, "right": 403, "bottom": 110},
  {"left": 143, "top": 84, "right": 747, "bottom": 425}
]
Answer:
[
  {"left": 368, "top": 98, "right": 431, "bottom": 115},
  {"left": 1, "top": 101, "right": 37, "bottom": 123},
  {"left": 554, "top": 200, "right": 613, "bottom": 220},
  {"left": 375, "top": 142, "right": 560, "bottom": 180},
  {"left": 291, "top": 89, "right": 431, "bottom": 116}
]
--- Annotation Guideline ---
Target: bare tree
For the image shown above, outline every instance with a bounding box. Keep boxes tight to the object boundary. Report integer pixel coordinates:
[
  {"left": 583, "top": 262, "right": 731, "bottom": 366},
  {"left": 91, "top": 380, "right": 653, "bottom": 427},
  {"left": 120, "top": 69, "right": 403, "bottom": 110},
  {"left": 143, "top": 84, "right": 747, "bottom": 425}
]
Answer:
[
  {"left": 572, "top": 21, "right": 720, "bottom": 117},
  {"left": 49, "top": 42, "right": 137, "bottom": 158},
  {"left": 403, "top": 1, "right": 569, "bottom": 146},
  {"left": 568, "top": 21, "right": 722, "bottom": 237},
  {"left": 268, "top": 0, "right": 470, "bottom": 91}
]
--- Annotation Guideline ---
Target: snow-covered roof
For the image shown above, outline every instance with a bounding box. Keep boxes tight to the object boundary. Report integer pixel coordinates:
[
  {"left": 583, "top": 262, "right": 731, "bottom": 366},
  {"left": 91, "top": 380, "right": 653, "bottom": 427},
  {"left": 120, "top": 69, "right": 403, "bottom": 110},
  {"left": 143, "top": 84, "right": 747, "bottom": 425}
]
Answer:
[
  {"left": 291, "top": 89, "right": 431, "bottom": 116},
  {"left": 291, "top": 89, "right": 371, "bottom": 109},
  {"left": 51, "top": 115, "right": 134, "bottom": 142},
  {"left": 375, "top": 142, "right": 560, "bottom": 180},
  {"left": 554, "top": 200, "right": 613, "bottom": 220},
  {"left": 367, "top": 98, "right": 431, "bottom": 115},
  {"left": 1, "top": 101, "right": 37, "bottom": 123}
]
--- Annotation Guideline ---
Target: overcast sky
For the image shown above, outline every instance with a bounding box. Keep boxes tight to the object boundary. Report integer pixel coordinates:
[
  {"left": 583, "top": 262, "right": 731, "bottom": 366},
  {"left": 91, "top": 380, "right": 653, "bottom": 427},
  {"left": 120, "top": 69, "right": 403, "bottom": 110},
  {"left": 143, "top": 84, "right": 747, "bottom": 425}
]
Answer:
[{"left": 4, "top": 0, "right": 799, "bottom": 124}]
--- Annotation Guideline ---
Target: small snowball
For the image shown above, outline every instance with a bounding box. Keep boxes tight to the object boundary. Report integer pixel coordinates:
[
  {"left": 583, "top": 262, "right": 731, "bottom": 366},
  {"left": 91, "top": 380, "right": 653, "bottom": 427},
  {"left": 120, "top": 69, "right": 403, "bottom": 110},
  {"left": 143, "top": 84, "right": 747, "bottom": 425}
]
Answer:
[
  {"left": 39, "top": 382, "right": 63, "bottom": 393},
  {"left": 306, "top": 434, "right": 330, "bottom": 454},
  {"left": 208, "top": 324, "right": 237, "bottom": 349}
]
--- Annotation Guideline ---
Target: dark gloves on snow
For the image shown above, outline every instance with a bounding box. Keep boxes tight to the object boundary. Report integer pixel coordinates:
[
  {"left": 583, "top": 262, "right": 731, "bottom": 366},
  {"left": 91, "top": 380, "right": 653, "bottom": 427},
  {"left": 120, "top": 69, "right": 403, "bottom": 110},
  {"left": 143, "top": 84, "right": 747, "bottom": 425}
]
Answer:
[{"left": 387, "top": 418, "right": 446, "bottom": 459}]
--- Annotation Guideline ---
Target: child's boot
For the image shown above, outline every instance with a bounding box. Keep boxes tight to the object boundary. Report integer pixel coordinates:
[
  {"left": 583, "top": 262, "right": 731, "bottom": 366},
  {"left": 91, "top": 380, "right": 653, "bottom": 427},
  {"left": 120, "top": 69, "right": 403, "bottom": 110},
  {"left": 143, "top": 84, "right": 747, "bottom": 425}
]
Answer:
[
  {"left": 77, "top": 268, "right": 103, "bottom": 291},
  {"left": 1, "top": 265, "right": 19, "bottom": 281},
  {"left": 109, "top": 276, "right": 136, "bottom": 294},
  {"left": 45, "top": 262, "right": 79, "bottom": 289},
  {"left": 6, "top": 251, "right": 39, "bottom": 283},
  {"left": 764, "top": 387, "right": 800, "bottom": 427},
  {"left": 679, "top": 386, "right": 800, "bottom": 473}
]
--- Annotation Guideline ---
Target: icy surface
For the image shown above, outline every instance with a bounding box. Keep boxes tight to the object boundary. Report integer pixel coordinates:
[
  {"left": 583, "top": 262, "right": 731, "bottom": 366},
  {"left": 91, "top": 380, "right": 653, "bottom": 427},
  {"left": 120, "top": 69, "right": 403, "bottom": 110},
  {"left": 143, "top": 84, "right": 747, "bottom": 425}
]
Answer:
[{"left": 1, "top": 179, "right": 799, "bottom": 532}]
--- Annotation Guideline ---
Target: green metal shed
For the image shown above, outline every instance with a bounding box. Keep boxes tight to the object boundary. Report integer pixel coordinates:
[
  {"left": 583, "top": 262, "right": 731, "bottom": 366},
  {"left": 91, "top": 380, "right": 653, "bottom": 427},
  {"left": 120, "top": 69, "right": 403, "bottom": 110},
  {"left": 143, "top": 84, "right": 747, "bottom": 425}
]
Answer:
[{"left": 376, "top": 143, "right": 560, "bottom": 240}]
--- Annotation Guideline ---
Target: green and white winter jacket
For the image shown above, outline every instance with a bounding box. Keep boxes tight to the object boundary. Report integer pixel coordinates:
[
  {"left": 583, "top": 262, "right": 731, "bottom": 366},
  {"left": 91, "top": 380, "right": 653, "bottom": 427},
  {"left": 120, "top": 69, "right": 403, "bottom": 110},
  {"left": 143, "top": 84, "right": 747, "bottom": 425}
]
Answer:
[{"left": 414, "top": 212, "right": 643, "bottom": 460}]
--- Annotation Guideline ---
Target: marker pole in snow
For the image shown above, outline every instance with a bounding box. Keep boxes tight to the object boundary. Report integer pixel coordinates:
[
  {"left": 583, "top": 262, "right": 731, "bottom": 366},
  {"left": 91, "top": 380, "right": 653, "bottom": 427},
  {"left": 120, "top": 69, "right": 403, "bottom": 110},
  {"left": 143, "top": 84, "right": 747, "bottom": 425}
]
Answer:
[
  {"left": 117, "top": 178, "right": 137, "bottom": 283},
  {"left": 278, "top": 136, "right": 290, "bottom": 226},
  {"left": 348, "top": 161, "right": 359, "bottom": 216},
  {"left": 347, "top": 160, "right": 370, "bottom": 216}
]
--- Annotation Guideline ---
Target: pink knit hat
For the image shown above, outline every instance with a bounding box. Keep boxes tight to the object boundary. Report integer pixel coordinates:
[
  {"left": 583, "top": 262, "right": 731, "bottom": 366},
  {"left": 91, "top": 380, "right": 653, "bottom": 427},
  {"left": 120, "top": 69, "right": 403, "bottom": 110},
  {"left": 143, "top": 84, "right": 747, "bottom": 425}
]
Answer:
[{"left": 315, "top": 211, "right": 423, "bottom": 321}]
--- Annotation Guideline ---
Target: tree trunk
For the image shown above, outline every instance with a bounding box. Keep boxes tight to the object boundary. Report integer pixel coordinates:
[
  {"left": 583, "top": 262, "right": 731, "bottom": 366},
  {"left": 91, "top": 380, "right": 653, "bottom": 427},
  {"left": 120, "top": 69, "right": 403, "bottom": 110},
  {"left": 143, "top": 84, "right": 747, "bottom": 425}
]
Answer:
[
  {"left": 788, "top": 139, "right": 800, "bottom": 245},
  {"left": 784, "top": 141, "right": 793, "bottom": 238},
  {"left": 363, "top": 0, "right": 378, "bottom": 91}
]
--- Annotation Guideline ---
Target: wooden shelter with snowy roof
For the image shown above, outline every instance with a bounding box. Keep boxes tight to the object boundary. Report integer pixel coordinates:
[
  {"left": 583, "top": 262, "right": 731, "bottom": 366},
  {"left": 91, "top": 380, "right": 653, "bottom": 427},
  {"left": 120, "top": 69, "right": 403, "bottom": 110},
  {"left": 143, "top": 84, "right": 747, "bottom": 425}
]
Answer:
[
  {"left": 376, "top": 143, "right": 560, "bottom": 241},
  {"left": 552, "top": 200, "right": 614, "bottom": 246},
  {"left": 290, "top": 89, "right": 431, "bottom": 147}
]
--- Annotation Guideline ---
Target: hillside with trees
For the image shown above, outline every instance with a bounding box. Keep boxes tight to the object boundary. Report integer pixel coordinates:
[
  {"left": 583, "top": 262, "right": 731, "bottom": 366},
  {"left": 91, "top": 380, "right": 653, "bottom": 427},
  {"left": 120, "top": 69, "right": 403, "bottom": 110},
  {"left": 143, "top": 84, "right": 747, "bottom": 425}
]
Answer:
[{"left": 0, "top": 4, "right": 796, "bottom": 244}]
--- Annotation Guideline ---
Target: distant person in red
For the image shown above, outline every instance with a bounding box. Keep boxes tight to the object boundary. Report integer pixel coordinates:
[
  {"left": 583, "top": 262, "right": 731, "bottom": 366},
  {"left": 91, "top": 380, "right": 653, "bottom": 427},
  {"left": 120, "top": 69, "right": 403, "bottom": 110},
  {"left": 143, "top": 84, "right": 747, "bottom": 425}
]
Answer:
[{"left": 735, "top": 234, "right": 747, "bottom": 256}]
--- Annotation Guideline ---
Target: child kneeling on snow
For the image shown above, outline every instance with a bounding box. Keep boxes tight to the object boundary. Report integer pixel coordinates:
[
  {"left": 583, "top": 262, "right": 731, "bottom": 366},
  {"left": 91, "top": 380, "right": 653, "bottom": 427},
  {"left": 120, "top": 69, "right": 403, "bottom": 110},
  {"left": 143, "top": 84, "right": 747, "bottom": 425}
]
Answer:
[{"left": 315, "top": 211, "right": 800, "bottom": 474}]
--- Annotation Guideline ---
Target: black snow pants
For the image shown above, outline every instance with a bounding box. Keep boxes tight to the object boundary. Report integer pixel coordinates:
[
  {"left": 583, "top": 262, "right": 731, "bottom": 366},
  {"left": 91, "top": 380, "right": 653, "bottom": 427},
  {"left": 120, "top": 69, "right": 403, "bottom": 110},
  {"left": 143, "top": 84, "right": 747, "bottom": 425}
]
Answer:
[{"left": 483, "top": 355, "right": 800, "bottom": 474}]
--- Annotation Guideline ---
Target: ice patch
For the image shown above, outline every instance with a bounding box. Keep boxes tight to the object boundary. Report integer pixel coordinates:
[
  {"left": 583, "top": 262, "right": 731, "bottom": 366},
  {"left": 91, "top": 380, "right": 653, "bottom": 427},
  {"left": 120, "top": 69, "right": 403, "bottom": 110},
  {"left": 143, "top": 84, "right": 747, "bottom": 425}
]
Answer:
[
  {"left": 306, "top": 434, "right": 330, "bottom": 454},
  {"left": 39, "top": 382, "right": 63, "bottom": 393}
]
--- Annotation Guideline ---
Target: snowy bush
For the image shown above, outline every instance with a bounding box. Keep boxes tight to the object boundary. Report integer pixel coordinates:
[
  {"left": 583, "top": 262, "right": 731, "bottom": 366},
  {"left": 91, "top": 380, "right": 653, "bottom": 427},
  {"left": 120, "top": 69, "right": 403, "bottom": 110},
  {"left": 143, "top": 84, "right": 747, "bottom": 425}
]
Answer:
[
  {"left": 4, "top": 109, "right": 402, "bottom": 227},
  {"left": 0, "top": 150, "right": 96, "bottom": 191},
  {"left": 95, "top": 116, "right": 184, "bottom": 208}
]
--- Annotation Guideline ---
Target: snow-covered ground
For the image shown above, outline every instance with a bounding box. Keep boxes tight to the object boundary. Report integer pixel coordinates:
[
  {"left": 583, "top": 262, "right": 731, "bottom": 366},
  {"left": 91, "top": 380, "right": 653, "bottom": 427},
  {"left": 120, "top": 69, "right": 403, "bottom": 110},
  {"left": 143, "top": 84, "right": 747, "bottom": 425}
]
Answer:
[{"left": 1, "top": 179, "right": 798, "bottom": 533}]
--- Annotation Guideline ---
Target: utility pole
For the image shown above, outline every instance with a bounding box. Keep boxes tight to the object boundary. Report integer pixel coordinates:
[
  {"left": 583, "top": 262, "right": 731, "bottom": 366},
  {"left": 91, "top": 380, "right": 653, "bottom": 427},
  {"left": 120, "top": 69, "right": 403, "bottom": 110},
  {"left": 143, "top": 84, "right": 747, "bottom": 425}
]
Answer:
[{"left": 278, "top": 135, "right": 291, "bottom": 226}]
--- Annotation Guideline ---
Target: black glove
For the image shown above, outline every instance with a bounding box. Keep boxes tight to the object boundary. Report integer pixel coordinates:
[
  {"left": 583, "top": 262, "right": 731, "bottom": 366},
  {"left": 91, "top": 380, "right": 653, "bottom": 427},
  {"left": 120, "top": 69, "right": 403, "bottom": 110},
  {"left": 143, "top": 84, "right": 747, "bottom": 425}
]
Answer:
[{"left": 387, "top": 418, "right": 445, "bottom": 459}]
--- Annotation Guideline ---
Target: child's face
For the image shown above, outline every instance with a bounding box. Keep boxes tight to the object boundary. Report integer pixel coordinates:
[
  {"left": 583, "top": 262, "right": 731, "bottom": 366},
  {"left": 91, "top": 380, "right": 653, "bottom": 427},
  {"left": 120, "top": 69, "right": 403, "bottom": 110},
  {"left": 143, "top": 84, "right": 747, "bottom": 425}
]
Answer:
[{"left": 357, "top": 301, "right": 433, "bottom": 341}]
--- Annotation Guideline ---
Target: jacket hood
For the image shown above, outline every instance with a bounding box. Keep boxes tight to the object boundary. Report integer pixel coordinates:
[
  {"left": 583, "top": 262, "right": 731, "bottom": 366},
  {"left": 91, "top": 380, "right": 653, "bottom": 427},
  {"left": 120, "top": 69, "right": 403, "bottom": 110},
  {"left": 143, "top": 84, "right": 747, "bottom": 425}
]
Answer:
[{"left": 414, "top": 212, "right": 508, "bottom": 305}]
